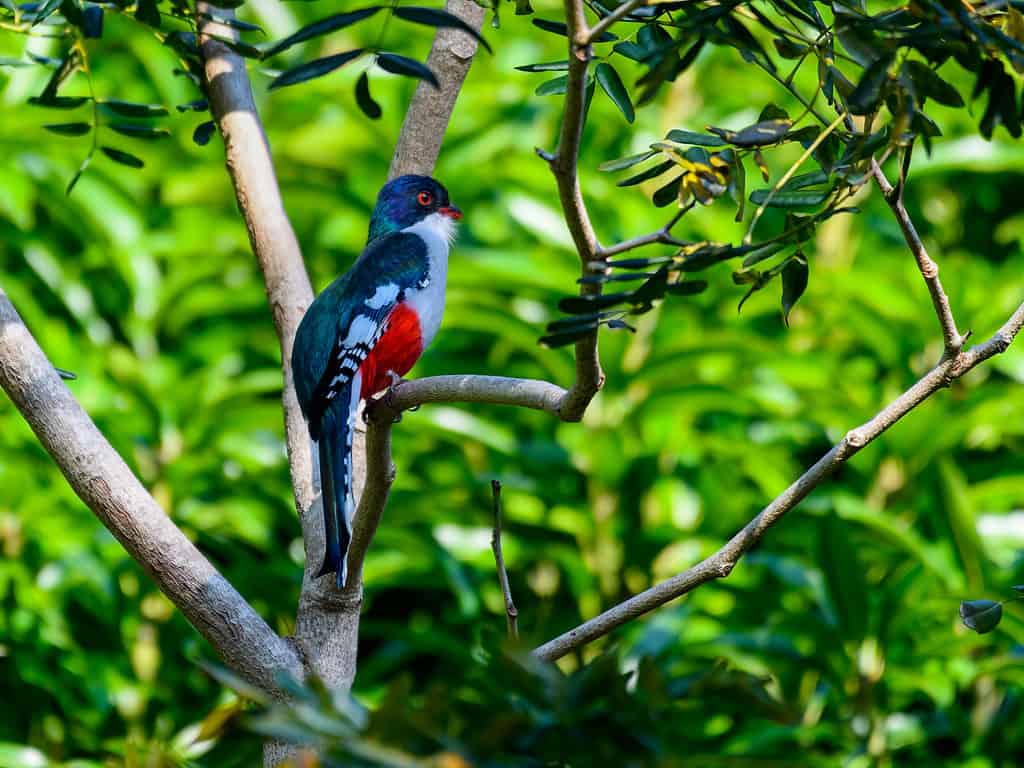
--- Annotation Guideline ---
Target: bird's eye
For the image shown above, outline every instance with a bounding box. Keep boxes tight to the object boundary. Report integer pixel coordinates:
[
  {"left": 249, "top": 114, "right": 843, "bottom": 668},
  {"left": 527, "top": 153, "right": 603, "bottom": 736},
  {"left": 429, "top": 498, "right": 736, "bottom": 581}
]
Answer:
[{"left": 417, "top": 191, "right": 433, "bottom": 207}]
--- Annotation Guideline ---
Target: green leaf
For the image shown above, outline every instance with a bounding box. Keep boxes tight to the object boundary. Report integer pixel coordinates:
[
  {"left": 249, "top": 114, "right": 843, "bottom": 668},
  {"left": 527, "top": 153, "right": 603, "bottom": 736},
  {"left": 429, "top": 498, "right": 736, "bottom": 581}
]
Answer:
[
  {"left": 535, "top": 75, "right": 568, "bottom": 96},
  {"left": 666, "top": 280, "right": 708, "bottom": 295},
  {"left": 135, "top": 0, "right": 160, "bottom": 28},
  {"left": 82, "top": 4, "right": 102, "bottom": 38},
  {"left": 902, "top": 61, "right": 964, "bottom": 108},
  {"left": 355, "top": 72, "right": 381, "bottom": 119},
  {"left": 198, "top": 12, "right": 264, "bottom": 33},
  {"left": 193, "top": 120, "right": 216, "bottom": 145},
  {"left": 42, "top": 122, "right": 91, "bottom": 136},
  {"left": 393, "top": 6, "right": 492, "bottom": 53},
  {"left": 847, "top": 54, "right": 893, "bottom": 115},
  {"left": 709, "top": 119, "right": 793, "bottom": 147},
  {"left": 652, "top": 175, "right": 682, "bottom": 207},
  {"left": 740, "top": 241, "right": 786, "bottom": 268},
  {"left": 376, "top": 52, "right": 438, "bottom": 88},
  {"left": 617, "top": 159, "right": 673, "bottom": 187},
  {"left": 205, "top": 34, "right": 263, "bottom": 59},
  {"left": 598, "top": 150, "right": 656, "bottom": 172},
  {"left": 263, "top": 7, "right": 381, "bottom": 58},
  {"left": 595, "top": 63, "right": 634, "bottom": 123},
  {"left": 780, "top": 254, "right": 808, "bottom": 325},
  {"left": 269, "top": 49, "right": 365, "bottom": 90},
  {"left": 748, "top": 189, "right": 829, "bottom": 208},
  {"left": 99, "top": 100, "right": 168, "bottom": 117},
  {"left": 100, "top": 146, "right": 144, "bottom": 168},
  {"left": 108, "top": 123, "right": 171, "bottom": 140},
  {"left": 176, "top": 99, "right": 209, "bottom": 113},
  {"left": 539, "top": 326, "right": 597, "bottom": 348},
  {"left": 665, "top": 129, "right": 727, "bottom": 147},
  {"left": 515, "top": 61, "right": 569, "bottom": 72},
  {"left": 959, "top": 600, "right": 1002, "bottom": 634}
]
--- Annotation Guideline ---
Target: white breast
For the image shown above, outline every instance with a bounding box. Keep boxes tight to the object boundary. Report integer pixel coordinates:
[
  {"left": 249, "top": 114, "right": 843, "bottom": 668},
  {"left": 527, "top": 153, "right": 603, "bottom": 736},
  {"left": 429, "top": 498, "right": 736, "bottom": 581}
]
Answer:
[{"left": 401, "top": 212, "right": 454, "bottom": 348}]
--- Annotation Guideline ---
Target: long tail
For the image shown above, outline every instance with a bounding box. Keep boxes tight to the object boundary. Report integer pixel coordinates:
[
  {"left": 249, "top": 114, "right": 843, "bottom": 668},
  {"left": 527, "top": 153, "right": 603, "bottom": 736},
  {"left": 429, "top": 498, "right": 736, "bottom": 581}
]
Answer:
[{"left": 315, "top": 372, "right": 361, "bottom": 588}]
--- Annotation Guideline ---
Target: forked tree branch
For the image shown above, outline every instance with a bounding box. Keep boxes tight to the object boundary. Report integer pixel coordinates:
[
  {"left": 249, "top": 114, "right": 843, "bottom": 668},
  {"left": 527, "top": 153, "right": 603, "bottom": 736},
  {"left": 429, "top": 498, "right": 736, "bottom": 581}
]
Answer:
[
  {"left": 0, "top": 288, "right": 304, "bottom": 693},
  {"left": 533, "top": 300, "right": 1024, "bottom": 661},
  {"left": 871, "top": 160, "right": 966, "bottom": 357}
]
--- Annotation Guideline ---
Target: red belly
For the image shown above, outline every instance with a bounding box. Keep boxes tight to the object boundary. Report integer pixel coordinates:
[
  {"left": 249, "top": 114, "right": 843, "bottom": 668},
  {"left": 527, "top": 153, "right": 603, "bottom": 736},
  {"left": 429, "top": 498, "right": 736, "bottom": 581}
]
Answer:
[{"left": 359, "top": 303, "right": 424, "bottom": 399}]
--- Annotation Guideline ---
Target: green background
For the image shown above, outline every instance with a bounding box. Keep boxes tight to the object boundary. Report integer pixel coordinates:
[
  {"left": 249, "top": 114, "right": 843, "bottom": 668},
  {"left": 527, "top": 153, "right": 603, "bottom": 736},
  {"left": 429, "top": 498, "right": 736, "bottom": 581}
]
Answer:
[{"left": 2, "top": 2, "right": 1024, "bottom": 765}]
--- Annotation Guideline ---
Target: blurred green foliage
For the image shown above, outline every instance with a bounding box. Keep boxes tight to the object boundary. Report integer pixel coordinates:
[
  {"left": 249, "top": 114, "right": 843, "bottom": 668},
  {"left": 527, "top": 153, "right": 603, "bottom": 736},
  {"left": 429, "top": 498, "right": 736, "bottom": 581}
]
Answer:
[{"left": 2, "top": 0, "right": 1024, "bottom": 766}]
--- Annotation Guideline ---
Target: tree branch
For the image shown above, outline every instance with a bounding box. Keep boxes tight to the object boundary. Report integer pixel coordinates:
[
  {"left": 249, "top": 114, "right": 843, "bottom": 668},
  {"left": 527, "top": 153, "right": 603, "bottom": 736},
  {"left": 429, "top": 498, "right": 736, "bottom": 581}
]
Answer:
[
  {"left": 871, "top": 159, "right": 965, "bottom": 357},
  {"left": 197, "top": 5, "right": 315, "bottom": 515},
  {"left": 0, "top": 288, "right": 303, "bottom": 694},
  {"left": 542, "top": 0, "right": 604, "bottom": 421},
  {"left": 533, "top": 301, "right": 1024, "bottom": 661},
  {"left": 584, "top": 0, "right": 646, "bottom": 45},
  {"left": 380, "top": 374, "right": 568, "bottom": 416},
  {"left": 597, "top": 205, "right": 692, "bottom": 258},
  {"left": 388, "top": 0, "right": 486, "bottom": 181},
  {"left": 490, "top": 480, "right": 519, "bottom": 639}
]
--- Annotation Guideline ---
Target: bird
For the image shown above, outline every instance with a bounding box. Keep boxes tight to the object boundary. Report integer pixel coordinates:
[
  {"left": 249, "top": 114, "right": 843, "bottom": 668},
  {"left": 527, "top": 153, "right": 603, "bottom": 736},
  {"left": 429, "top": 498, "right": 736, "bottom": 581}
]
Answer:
[{"left": 291, "top": 174, "right": 461, "bottom": 588}]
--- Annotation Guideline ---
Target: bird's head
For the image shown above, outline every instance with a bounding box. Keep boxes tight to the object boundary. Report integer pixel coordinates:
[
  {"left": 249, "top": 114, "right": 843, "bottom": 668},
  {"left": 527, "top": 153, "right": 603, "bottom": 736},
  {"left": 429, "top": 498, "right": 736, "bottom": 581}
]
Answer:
[{"left": 368, "top": 175, "right": 461, "bottom": 243}]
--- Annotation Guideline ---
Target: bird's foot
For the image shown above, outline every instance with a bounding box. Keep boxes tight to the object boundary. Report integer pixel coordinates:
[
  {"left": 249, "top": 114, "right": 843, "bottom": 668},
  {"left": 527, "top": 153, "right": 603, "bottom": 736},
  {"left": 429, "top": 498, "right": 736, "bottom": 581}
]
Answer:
[{"left": 382, "top": 370, "right": 407, "bottom": 421}]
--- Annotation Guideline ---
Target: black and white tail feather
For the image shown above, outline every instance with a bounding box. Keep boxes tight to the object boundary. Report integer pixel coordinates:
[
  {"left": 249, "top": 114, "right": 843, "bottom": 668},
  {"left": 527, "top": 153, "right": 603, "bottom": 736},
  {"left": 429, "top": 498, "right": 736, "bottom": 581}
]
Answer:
[{"left": 313, "top": 370, "right": 362, "bottom": 588}]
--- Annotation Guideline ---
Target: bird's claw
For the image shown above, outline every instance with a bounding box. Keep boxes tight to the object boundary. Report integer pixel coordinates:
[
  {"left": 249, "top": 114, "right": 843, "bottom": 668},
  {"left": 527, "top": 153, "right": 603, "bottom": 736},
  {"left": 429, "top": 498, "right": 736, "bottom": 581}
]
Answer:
[{"left": 383, "top": 370, "right": 406, "bottom": 421}]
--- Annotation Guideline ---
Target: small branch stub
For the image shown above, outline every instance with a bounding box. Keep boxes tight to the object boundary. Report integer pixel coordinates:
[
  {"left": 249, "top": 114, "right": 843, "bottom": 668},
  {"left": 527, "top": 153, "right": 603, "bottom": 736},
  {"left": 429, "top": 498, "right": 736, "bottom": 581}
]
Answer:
[{"left": 490, "top": 480, "right": 519, "bottom": 640}]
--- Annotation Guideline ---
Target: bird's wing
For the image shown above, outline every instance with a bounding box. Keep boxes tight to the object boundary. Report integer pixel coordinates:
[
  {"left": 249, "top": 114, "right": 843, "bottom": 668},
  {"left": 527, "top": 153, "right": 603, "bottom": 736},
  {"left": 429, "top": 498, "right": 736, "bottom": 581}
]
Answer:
[{"left": 303, "top": 232, "right": 429, "bottom": 432}]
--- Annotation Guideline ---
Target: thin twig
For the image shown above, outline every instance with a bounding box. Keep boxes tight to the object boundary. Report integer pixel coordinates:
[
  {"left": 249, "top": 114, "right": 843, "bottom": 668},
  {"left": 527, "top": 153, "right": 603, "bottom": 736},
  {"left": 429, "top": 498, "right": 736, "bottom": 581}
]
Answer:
[
  {"left": 532, "top": 301, "right": 1024, "bottom": 661},
  {"left": 490, "top": 480, "right": 519, "bottom": 639},
  {"left": 871, "top": 159, "right": 965, "bottom": 357},
  {"left": 598, "top": 204, "right": 692, "bottom": 258},
  {"left": 584, "top": 0, "right": 646, "bottom": 44}
]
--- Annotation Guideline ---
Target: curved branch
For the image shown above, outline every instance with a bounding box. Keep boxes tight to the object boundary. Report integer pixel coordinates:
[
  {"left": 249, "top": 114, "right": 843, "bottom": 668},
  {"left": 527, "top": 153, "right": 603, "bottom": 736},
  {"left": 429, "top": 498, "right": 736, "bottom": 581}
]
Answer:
[
  {"left": 0, "top": 288, "right": 303, "bottom": 693},
  {"left": 542, "top": 0, "right": 604, "bottom": 421},
  {"left": 388, "top": 0, "right": 486, "bottom": 181},
  {"left": 533, "top": 301, "right": 1024, "bottom": 661},
  {"left": 871, "top": 160, "right": 965, "bottom": 357}
]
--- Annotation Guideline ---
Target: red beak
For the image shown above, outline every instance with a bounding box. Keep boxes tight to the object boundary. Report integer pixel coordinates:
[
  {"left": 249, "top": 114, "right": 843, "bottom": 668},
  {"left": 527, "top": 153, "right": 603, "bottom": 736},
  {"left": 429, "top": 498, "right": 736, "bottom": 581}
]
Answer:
[{"left": 439, "top": 205, "right": 462, "bottom": 220}]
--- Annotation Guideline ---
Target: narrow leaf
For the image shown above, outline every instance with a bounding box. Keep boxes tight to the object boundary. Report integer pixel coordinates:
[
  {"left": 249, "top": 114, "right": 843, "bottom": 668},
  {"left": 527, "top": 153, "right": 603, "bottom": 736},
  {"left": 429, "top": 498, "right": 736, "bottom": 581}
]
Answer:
[
  {"left": 848, "top": 54, "right": 893, "bottom": 115},
  {"left": 99, "top": 100, "right": 168, "bottom": 117},
  {"left": 109, "top": 123, "right": 171, "bottom": 139},
  {"left": 376, "top": 52, "right": 438, "bottom": 88},
  {"left": 617, "top": 159, "right": 673, "bottom": 187},
  {"left": 43, "top": 122, "right": 91, "bottom": 136},
  {"left": 666, "top": 129, "right": 726, "bottom": 147},
  {"left": 263, "top": 7, "right": 381, "bottom": 58},
  {"left": 100, "top": 146, "right": 144, "bottom": 168},
  {"left": 780, "top": 254, "right": 808, "bottom": 325},
  {"left": 193, "top": 120, "right": 216, "bottom": 145},
  {"left": 269, "top": 49, "right": 365, "bottom": 90},
  {"left": 532, "top": 17, "right": 616, "bottom": 41},
  {"left": 515, "top": 60, "right": 568, "bottom": 72},
  {"left": 598, "top": 150, "right": 656, "bottom": 172},
  {"left": 355, "top": 71, "right": 381, "bottom": 119},
  {"left": 595, "top": 62, "right": 634, "bottom": 123},
  {"left": 535, "top": 75, "right": 568, "bottom": 96},
  {"left": 393, "top": 6, "right": 492, "bottom": 53}
]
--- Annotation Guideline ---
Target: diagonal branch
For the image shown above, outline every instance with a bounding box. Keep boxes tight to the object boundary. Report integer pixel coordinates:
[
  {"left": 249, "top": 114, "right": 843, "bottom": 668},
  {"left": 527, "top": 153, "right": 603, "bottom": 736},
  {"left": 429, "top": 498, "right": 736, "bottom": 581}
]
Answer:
[
  {"left": 871, "top": 159, "right": 965, "bottom": 357},
  {"left": 0, "top": 288, "right": 303, "bottom": 694},
  {"left": 198, "top": 5, "right": 315, "bottom": 516},
  {"left": 533, "top": 300, "right": 1024, "bottom": 661},
  {"left": 584, "top": 0, "right": 646, "bottom": 45},
  {"left": 389, "top": 0, "right": 486, "bottom": 181}
]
